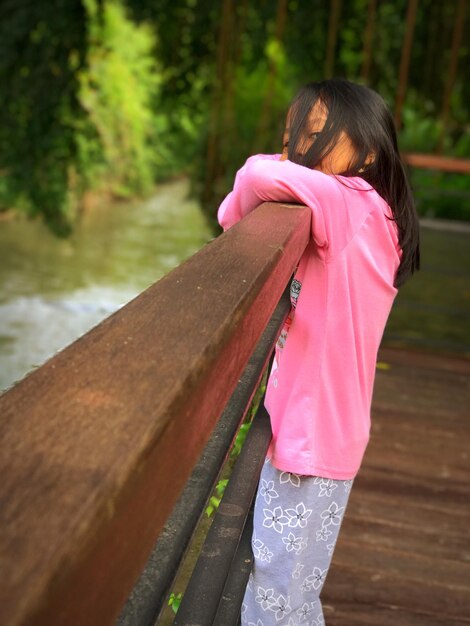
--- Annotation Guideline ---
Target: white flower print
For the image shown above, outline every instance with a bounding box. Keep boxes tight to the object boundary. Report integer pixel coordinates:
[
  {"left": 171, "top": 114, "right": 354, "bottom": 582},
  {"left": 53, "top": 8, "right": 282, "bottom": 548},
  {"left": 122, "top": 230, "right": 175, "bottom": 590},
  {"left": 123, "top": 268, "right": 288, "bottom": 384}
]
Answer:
[
  {"left": 260, "top": 479, "right": 279, "bottom": 504},
  {"left": 280, "top": 618, "right": 296, "bottom": 626},
  {"left": 268, "top": 593, "right": 291, "bottom": 620},
  {"left": 317, "top": 479, "right": 338, "bottom": 497},
  {"left": 297, "top": 601, "right": 317, "bottom": 621},
  {"left": 292, "top": 563, "right": 304, "bottom": 579},
  {"left": 255, "top": 586, "right": 276, "bottom": 611},
  {"left": 248, "top": 621, "right": 264, "bottom": 626},
  {"left": 320, "top": 502, "right": 345, "bottom": 527},
  {"left": 279, "top": 471, "right": 301, "bottom": 487},
  {"left": 253, "top": 538, "right": 263, "bottom": 558},
  {"left": 327, "top": 542, "right": 336, "bottom": 556},
  {"left": 282, "top": 532, "right": 297, "bottom": 552},
  {"left": 260, "top": 544, "right": 274, "bottom": 562},
  {"left": 285, "top": 502, "right": 312, "bottom": 528},
  {"left": 241, "top": 602, "right": 248, "bottom": 615},
  {"left": 302, "top": 567, "right": 328, "bottom": 591},
  {"left": 343, "top": 479, "right": 353, "bottom": 493},
  {"left": 314, "top": 615, "right": 325, "bottom": 626},
  {"left": 263, "top": 506, "right": 289, "bottom": 533},
  {"left": 253, "top": 537, "right": 273, "bottom": 562},
  {"left": 315, "top": 526, "right": 332, "bottom": 542},
  {"left": 282, "top": 532, "right": 307, "bottom": 554}
]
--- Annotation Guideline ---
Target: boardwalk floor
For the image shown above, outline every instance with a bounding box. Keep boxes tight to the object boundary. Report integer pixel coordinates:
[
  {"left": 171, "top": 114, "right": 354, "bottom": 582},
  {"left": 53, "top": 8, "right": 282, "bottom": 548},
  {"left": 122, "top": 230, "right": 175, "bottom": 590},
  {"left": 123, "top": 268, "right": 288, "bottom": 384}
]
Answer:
[{"left": 322, "top": 347, "right": 470, "bottom": 625}]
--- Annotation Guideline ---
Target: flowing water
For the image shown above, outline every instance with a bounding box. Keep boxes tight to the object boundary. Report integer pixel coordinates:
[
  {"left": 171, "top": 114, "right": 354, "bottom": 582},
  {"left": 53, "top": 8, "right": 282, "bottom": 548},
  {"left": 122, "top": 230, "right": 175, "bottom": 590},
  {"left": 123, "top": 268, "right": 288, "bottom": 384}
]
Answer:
[{"left": 0, "top": 179, "right": 212, "bottom": 393}]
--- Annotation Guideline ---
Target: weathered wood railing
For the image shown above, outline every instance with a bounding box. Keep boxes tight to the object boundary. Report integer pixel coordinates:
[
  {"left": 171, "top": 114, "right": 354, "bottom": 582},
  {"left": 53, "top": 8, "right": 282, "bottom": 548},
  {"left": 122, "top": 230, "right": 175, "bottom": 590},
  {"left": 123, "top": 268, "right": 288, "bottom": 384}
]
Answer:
[
  {"left": 403, "top": 153, "right": 470, "bottom": 174},
  {"left": 0, "top": 201, "right": 311, "bottom": 626}
]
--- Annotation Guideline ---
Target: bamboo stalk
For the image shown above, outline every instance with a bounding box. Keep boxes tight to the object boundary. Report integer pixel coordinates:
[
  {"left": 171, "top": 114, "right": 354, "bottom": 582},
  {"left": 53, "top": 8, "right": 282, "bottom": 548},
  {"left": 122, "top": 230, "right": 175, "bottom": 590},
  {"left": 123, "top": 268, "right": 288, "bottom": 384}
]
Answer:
[
  {"left": 324, "top": 0, "right": 342, "bottom": 79},
  {"left": 254, "top": 0, "right": 288, "bottom": 150},
  {"left": 203, "top": 0, "right": 234, "bottom": 204},
  {"left": 361, "top": 0, "right": 377, "bottom": 82},
  {"left": 438, "top": 0, "right": 466, "bottom": 153},
  {"left": 394, "top": 0, "right": 419, "bottom": 129}
]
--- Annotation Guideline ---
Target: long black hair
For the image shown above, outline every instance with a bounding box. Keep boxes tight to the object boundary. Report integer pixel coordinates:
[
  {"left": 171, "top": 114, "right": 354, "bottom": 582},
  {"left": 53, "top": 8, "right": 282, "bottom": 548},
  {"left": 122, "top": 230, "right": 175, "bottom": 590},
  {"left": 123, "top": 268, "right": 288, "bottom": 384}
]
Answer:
[{"left": 286, "top": 78, "right": 420, "bottom": 288}]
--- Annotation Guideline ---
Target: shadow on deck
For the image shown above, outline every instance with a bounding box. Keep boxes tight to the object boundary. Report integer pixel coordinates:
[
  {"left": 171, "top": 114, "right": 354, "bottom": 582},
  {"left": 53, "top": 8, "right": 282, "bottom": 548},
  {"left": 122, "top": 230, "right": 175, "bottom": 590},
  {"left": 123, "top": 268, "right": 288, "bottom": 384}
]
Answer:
[{"left": 323, "top": 346, "right": 470, "bottom": 625}]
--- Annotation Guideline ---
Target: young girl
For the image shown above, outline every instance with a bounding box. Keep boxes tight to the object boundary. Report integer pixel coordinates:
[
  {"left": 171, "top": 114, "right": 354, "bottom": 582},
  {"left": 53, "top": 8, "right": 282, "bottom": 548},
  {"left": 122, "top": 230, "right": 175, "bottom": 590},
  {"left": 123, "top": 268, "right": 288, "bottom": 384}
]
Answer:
[{"left": 217, "top": 79, "right": 420, "bottom": 625}]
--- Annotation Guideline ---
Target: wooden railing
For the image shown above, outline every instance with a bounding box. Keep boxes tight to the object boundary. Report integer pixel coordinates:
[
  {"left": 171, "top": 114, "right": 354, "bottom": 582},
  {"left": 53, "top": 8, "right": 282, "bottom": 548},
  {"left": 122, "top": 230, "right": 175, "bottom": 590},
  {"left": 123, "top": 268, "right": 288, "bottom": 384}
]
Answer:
[
  {"left": 0, "top": 202, "right": 311, "bottom": 626},
  {"left": 403, "top": 153, "right": 470, "bottom": 175}
]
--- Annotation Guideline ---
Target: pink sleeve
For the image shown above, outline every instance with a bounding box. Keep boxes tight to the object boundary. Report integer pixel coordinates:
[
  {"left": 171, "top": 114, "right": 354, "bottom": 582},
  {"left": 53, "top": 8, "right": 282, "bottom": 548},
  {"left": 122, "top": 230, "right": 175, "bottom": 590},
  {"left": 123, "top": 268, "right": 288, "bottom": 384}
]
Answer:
[
  {"left": 217, "top": 154, "right": 282, "bottom": 232},
  {"left": 217, "top": 157, "right": 347, "bottom": 248}
]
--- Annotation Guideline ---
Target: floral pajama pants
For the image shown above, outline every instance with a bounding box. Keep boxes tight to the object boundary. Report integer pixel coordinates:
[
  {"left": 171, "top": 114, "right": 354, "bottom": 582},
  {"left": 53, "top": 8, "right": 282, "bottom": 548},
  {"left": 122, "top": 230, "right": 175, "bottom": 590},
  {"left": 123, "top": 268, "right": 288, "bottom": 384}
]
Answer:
[{"left": 241, "top": 458, "right": 354, "bottom": 626}]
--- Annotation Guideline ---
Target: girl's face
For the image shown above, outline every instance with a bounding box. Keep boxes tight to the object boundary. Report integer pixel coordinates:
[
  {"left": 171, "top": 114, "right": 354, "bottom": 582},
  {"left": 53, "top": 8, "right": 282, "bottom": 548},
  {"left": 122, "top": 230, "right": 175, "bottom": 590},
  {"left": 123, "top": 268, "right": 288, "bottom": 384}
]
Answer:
[{"left": 281, "top": 101, "right": 358, "bottom": 175}]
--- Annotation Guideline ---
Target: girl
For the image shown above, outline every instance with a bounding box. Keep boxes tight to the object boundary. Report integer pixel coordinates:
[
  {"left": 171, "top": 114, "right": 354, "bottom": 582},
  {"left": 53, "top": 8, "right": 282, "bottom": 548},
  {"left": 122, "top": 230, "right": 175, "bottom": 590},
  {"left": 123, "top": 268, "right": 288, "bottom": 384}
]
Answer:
[{"left": 217, "top": 79, "right": 420, "bottom": 625}]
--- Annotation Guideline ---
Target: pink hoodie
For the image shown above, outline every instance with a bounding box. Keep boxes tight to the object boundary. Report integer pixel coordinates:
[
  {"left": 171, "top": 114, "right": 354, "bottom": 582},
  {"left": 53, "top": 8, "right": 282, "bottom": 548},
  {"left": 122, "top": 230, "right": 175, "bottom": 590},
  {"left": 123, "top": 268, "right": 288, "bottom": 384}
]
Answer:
[{"left": 218, "top": 154, "right": 401, "bottom": 479}]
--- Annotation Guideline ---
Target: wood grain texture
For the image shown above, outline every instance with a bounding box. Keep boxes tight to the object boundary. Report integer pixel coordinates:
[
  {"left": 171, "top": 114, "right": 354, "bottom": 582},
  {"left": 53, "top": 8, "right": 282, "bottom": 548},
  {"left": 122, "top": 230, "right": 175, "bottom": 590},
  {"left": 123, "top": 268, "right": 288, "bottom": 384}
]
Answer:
[
  {"left": 0, "top": 202, "right": 311, "bottom": 626},
  {"left": 322, "top": 346, "right": 470, "bottom": 625}
]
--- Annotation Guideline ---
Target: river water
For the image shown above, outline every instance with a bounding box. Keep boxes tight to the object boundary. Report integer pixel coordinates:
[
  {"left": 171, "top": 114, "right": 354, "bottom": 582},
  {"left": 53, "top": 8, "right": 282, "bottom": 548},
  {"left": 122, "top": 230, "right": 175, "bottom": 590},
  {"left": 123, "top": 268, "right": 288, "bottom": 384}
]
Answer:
[{"left": 0, "top": 180, "right": 212, "bottom": 393}]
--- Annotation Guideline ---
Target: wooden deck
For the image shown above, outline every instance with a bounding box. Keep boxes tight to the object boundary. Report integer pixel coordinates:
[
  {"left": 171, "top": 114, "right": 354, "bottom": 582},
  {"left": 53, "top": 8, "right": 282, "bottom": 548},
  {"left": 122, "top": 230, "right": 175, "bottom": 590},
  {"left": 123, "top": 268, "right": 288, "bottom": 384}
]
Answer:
[{"left": 322, "top": 346, "right": 470, "bottom": 625}]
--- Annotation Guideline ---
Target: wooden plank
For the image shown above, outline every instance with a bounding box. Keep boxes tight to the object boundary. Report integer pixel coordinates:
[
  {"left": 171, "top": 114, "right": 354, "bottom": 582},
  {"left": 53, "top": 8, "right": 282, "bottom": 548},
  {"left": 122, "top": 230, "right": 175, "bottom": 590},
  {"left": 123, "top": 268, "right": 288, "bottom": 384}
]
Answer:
[
  {"left": 330, "top": 540, "right": 470, "bottom": 591},
  {"left": 373, "top": 401, "right": 468, "bottom": 425},
  {"left": 323, "top": 560, "right": 470, "bottom": 620},
  {"left": 373, "top": 372, "right": 470, "bottom": 414},
  {"left": 323, "top": 602, "right": 470, "bottom": 626},
  {"left": 372, "top": 408, "right": 469, "bottom": 436},
  {"left": 363, "top": 442, "right": 470, "bottom": 483},
  {"left": 377, "top": 346, "right": 470, "bottom": 374},
  {"left": 339, "top": 516, "right": 469, "bottom": 562},
  {"left": 322, "top": 347, "right": 470, "bottom": 621},
  {"left": 372, "top": 416, "right": 470, "bottom": 458},
  {"left": 346, "top": 490, "right": 470, "bottom": 533},
  {"left": 352, "top": 466, "right": 470, "bottom": 510},
  {"left": 0, "top": 202, "right": 311, "bottom": 626}
]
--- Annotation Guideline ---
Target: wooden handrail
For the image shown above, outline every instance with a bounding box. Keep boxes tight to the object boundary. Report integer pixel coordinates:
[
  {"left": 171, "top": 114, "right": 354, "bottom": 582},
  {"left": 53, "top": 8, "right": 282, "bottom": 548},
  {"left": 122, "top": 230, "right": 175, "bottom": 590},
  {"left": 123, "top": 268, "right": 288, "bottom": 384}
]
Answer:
[
  {"left": 403, "top": 153, "right": 470, "bottom": 174},
  {"left": 0, "top": 202, "right": 311, "bottom": 626}
]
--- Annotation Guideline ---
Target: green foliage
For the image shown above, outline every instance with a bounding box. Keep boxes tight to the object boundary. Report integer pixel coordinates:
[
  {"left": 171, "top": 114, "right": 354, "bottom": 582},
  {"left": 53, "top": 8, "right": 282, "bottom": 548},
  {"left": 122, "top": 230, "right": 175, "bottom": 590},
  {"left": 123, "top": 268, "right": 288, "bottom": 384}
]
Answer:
[
  {"left": 1, "top": 0, "right": 468, "bottom": 230},
  {"left": 168, "top": 591, "right": 183, "bottom": 614},
  {"left": 203, "top": 419, "right": 255, "bottom": 518},
  {"left": 400, "top": 109, "right": 445, "bottom": 154},
  {"left": 204, "top": 374, "right": 268, "bottom": 518},
  {"left": 237, "top": 38, "right": 296, "bottom": 152},
  {"left": 125, "top": 0, "right": 217, "bottom": 178},
  {"left": 154, "top": 63, "right": 211, "bottom": 180},
  {"left": 230, "top": 422, "right": 251, "bottom": 459},
  {"left": 205, "top": 478, "right": 229, "bottom": 518},
  {"left": 0, "top": 0, "right": 89, "bottom": 235},
  {"left": 0, "top": 0, "right": 164, "bottom": 232},
  {"left": 410, "top": 169, "right": 470, "bottom": 221},
  {"left": 77, "top": 0, "right": 162, "bottom": 197},
  {"left": 396, "top": 97, "right": 470, "bottom": 221}
]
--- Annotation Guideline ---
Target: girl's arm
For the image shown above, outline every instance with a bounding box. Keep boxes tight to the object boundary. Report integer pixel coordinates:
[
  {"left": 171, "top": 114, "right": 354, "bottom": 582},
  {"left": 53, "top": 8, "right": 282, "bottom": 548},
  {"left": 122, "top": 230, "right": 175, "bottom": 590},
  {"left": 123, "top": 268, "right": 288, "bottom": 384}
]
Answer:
[
  {"left": 217, "top": 154, "right": 282, "bottom": 231},
  {"left": 218, "top": 156, "right": 345, "bottom": 248}
]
